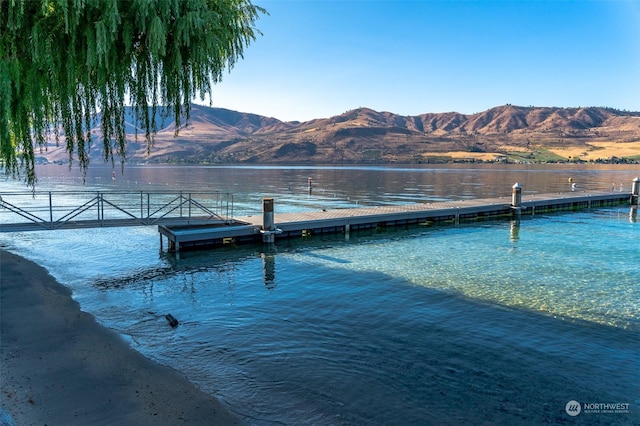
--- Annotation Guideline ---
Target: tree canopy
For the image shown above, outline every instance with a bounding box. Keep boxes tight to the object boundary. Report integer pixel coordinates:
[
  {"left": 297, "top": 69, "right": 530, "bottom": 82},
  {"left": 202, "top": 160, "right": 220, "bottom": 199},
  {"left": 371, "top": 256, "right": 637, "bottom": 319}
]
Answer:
[{"left": 0, "top": 0, "right": 265, "bottom": 185}]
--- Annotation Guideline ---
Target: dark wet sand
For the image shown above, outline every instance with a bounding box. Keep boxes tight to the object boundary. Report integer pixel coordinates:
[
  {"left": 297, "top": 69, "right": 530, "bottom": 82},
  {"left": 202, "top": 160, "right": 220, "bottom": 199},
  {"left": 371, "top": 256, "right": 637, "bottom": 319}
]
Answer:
[{"left": 0, "top": 250, "right": 243, "bottom": 425}]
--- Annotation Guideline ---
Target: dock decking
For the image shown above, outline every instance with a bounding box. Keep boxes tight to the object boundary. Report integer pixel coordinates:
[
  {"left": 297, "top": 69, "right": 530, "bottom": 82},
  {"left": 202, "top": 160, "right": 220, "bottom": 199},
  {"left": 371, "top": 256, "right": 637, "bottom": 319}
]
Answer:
[{"left": 158, "top": 191, "right": 635, "bottom": 252}]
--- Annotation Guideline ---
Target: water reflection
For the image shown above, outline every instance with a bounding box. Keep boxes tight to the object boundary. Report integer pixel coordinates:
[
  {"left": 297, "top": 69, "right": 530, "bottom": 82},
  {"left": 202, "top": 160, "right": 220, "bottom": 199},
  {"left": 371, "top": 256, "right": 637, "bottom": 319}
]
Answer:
[
  {"left": 509, "top": 219, "right": 520, "bottom": 243},
  {"left": 261, "top": 250, "right": 276, "bottom": 289}
]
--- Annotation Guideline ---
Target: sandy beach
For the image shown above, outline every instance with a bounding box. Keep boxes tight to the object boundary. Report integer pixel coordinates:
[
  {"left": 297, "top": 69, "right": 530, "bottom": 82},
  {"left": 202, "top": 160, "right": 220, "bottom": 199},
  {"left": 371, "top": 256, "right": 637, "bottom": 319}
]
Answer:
[{"left": 0, "top": 249, "right": 243, "bottom": 425}]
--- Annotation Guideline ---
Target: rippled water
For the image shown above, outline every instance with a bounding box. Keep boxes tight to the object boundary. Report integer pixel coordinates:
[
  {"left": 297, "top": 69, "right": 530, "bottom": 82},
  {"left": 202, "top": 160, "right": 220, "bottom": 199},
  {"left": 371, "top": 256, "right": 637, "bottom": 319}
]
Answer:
[{"left": 1, "top": 164, "right": 639, "bottom": 424}]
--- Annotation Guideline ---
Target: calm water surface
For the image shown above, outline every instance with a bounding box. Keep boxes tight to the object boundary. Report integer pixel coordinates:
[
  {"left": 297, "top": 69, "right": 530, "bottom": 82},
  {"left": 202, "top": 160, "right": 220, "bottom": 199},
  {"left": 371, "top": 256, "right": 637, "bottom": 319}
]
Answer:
[{"left": 1, "top": 164, "right": 639, "bottom": 424}]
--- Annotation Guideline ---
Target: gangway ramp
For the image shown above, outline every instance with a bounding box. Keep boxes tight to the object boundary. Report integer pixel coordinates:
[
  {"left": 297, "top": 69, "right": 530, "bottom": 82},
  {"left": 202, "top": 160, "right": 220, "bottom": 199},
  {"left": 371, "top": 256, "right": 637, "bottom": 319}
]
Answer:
[{"left": 0, "top": 190, "right": 235, "bottom": 232}]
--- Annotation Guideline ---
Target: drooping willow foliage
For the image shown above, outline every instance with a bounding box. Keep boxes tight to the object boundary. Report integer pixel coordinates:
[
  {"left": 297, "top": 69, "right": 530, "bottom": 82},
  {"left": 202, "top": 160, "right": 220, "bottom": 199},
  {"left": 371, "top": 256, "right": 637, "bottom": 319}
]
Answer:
[{"left": 0, "top": 0, "right": 265, "bottom": 185}]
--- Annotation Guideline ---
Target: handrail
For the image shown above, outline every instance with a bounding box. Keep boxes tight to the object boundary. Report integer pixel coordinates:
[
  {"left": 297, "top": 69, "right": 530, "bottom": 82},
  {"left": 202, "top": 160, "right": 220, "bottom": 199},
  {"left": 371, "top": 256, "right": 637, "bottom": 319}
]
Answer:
[{"left": 0, "top": 190, "right": 234, "bottom": 232}]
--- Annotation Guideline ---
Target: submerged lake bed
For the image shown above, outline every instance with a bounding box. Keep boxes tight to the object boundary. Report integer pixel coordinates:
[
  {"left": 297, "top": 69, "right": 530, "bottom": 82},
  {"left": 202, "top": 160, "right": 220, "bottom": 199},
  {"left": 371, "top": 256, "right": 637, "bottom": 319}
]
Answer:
[{"left": 1, "top": 164, "right": 639, "bottom": 424}]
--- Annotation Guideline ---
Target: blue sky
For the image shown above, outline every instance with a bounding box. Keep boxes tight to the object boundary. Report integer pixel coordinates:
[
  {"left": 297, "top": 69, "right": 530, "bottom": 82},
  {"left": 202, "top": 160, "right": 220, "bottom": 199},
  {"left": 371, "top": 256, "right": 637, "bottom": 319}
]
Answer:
[{"left": 205, "top": 0, "right": 640, "bottom": 122}]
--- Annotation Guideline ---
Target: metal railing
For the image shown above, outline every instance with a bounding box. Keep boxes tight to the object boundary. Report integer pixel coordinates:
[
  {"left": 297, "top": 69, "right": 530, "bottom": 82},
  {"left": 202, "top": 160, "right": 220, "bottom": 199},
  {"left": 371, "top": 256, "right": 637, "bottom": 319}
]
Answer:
[{"left": 0, "top": 190, "right": 234, "bottom": 232}]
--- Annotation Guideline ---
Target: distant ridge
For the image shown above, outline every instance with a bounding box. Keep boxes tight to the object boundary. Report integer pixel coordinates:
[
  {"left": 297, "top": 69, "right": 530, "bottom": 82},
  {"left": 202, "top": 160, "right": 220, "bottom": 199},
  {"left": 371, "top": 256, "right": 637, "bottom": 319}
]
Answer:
[{"left": 42, "top": 104, "right": 640, "bottom": 164}]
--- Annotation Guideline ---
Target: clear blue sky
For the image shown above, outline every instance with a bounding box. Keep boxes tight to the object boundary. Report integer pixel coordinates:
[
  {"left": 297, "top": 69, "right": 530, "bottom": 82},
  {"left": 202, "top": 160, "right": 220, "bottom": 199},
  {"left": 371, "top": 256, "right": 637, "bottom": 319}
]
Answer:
[{"left": 205, "top": 0, "right": 640, "bottom": 122}]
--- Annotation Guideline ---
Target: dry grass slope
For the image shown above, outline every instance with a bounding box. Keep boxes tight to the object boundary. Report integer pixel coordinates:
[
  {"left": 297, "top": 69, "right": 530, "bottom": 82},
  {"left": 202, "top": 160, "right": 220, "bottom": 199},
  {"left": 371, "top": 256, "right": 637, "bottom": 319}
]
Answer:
[{"left": 41, "top": 105, "right": 640, "bottom": 165}]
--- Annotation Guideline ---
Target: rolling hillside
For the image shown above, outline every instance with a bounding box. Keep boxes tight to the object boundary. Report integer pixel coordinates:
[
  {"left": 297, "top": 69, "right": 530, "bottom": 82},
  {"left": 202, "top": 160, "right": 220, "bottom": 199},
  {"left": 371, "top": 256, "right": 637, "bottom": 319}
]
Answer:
[{"left": 41, "top": 104, "right": 640, "bottom": 164}]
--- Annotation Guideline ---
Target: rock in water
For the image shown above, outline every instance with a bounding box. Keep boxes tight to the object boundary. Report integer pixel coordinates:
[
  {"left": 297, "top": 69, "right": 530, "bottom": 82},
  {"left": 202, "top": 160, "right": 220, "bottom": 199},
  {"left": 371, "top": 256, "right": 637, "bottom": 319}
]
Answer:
[{"left": 165, "top": 314, "right": 179, "bottom": 328}]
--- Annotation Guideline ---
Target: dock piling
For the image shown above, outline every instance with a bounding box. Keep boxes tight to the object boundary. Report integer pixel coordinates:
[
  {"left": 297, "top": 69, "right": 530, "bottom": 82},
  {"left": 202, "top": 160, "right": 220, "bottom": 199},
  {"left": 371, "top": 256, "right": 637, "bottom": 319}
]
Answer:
[
  {"left": 261, "top": 197, "right": 281, "bottom": 243},
  {"left": 511, "top": 183, "right": 522, "bottom": 208},
  {"left": 511, "top": 182, "right": 522, "bottom": 218},
  {"left": 262, "top": 198, "right": 274, "bottom": 231},
  {"left": 632, "top": 177, "right": 639, "bottom": 205}
]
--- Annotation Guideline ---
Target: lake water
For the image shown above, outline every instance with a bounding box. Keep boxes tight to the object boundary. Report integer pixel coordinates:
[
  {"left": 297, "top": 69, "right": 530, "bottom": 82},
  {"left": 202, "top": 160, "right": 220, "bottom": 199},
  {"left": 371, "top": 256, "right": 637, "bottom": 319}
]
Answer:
[{"left": 1, "top": 164, "right": 639, "bottom": 424}]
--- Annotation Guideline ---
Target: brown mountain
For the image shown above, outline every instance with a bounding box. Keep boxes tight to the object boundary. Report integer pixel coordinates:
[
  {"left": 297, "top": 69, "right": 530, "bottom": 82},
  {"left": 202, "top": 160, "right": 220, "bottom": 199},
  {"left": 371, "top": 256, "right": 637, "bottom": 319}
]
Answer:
[{"left": 42, "top": 104, "right": 640, "bottom": 164}]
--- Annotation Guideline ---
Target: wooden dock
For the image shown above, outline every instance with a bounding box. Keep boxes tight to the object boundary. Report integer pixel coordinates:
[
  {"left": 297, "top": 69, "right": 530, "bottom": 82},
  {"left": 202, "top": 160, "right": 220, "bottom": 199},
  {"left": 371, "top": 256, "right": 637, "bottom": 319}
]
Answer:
[{"left": 158, "top": 191, "right": 635, "bottom": 252}]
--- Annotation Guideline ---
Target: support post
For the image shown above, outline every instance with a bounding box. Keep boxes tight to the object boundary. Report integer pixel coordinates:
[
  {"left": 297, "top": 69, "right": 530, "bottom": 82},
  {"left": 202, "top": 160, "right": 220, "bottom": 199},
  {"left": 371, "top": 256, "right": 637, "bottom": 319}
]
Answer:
[
  {"left": 99, "top": 192, "right": 104, "bottom": 224},
  {"left": 49, "top": 192, "right": 53, "bottom": 225},
  {"left": 511, "top": 182, "right": 522, "bottom": 208},
  {"left": 262, "top": 197, "right": 275, "bottom": 243},
  {"left": 511, "top": 182, "right": 522, "bottom": 218},
  {"left": 632, "top": 177, "right": 639, "bottom": 205}
]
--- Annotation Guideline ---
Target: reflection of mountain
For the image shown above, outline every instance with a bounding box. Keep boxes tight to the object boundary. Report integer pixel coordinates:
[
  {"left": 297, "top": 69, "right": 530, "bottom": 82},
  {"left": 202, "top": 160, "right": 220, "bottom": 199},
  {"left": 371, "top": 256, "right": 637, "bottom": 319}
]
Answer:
[{"left": 42, "top": 104, "right": 640, "bottom": 164}]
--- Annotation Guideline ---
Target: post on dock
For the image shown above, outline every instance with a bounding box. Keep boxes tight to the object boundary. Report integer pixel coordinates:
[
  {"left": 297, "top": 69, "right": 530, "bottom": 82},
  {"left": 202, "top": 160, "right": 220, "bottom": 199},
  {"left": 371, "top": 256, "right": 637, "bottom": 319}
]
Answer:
[
  {"left": 308, "top": 177, "right": 313, "bottom": 195},
  {"left": 262, "top": 197, "right": 276, "bottom": 243},
  {"left": 632, "top": 177, "right": 639, "bottom": 205},
  {"left": 511, "top": 182, "right": 522, "bottom": 218}
]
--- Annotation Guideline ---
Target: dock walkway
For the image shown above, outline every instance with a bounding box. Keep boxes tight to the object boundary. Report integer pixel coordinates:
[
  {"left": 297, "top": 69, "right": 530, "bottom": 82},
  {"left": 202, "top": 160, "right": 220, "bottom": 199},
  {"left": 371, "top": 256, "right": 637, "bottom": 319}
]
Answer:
[{"left": 159, "top": 191, "right": 634, "bottom": 252}]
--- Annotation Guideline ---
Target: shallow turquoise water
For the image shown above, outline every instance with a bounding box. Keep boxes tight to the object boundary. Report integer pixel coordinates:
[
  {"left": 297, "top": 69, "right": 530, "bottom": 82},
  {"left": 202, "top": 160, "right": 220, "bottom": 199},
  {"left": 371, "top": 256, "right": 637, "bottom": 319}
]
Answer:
[{"left": 1, "top": 165, "right": 639, "bottom": 424}]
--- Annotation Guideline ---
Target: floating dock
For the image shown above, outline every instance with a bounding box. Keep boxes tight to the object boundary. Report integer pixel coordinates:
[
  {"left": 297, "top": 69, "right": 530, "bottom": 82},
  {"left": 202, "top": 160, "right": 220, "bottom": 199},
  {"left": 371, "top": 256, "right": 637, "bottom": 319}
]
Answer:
[{"left": 158, "top": 189, "right": 636, "bottom": 252}]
